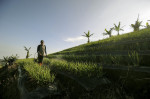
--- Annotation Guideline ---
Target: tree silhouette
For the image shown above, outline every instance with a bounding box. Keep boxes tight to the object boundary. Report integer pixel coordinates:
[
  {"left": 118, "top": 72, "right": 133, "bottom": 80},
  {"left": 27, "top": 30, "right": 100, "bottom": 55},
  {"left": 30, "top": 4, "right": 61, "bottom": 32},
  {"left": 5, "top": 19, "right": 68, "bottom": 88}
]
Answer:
[
  {"left": 24, "top": 46, "right": 32, "bottom": 59},
  {"left": 131, "top": 15, "right": 142, "bottom": 32},
  {"left": 82, "top": 30, "right": 94, "bottom": 43},
  {"left": 103, "top": 28, "right": 113, "bottom": 38},
  {"left": 3, "top": 54, "right": 19, "bottom": 66},
  {"left": 113, "top": 22, "right": 124, "bottom": 35}
]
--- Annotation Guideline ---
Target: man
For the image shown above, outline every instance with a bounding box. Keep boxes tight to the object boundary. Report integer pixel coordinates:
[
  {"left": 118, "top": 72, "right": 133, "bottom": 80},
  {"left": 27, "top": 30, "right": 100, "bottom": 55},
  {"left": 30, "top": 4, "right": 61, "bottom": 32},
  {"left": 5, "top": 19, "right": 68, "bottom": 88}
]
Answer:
[{"left": 37, "top": 40, "right": 47, "bottom": 66}]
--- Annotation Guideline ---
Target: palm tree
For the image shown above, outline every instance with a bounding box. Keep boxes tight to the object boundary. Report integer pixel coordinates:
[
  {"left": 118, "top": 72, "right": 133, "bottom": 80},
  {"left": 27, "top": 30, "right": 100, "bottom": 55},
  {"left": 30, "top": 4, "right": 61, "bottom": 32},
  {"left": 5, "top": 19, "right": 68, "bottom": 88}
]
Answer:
[
  {"left": 24, "top": 46, "right": 32, "bottom": 59},
  {"left": 103, "top": 28, "right": 113, "bottom": 38},
  {"left": 113, "top": 22, "right": 124, "bottom": 35},
  {"left": 82, "top": 30, "right": 94, "bottom": 43},
  {"left": 131, "top": 15, "right": 142, "bottom": 32}
]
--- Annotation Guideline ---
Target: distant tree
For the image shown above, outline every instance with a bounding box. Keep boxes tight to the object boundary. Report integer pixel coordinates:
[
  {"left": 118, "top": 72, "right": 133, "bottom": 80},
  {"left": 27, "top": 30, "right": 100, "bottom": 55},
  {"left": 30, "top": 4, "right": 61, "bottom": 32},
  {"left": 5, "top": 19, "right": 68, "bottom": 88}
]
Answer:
[
  {"left": 130, "top": 15, "right": 142, "bottom": 32},
  {"left": 24, "top": 46, "right": 32, "bottom": 59},
  {"left": 113, "top": 22, "right": 124, "bottom": 35},
  {"left": 82, "top": 30, "right": 94, "bottom": 43},
  {"left": 144, "top": 22, "right": 150, "bottom": 28},
  {"left": 3, "top": 54, "right": 19, "bottom": 66},
  {"left": 103, "top": 28, "right": 113, "bottom": 38}
]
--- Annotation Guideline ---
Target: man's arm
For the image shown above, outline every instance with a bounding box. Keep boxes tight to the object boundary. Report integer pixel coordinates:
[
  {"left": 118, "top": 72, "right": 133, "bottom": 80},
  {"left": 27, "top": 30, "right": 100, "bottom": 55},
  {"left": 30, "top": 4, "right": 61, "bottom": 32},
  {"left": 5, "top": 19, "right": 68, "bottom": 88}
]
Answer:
[
  {"left": 37, "top": 45, "right": 40, "bottom": 54},
  {"left": 45, "top": 45, "right": 47, "bottom": 56}
]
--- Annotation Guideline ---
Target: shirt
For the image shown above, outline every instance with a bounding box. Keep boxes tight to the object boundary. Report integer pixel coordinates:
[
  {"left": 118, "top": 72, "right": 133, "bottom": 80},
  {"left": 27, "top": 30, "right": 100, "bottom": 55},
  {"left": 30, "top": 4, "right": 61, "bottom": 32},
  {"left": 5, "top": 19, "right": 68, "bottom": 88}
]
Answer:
[{"left": 37, "top": 45, "right": 47, "bottom": 56}]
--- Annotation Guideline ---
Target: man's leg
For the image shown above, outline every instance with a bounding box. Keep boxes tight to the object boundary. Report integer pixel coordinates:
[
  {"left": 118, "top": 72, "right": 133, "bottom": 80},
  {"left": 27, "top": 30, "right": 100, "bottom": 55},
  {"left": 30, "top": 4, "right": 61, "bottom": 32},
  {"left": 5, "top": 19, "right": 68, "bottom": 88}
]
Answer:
[
  {"left": 40, "top": 63, "right": 42, "bottom": 66},
  {"left": 38, "top": 55, "right": 42, "bottom": 66},
  {"left": 40, "top": 56, "right": 44, "bottom": 66}
]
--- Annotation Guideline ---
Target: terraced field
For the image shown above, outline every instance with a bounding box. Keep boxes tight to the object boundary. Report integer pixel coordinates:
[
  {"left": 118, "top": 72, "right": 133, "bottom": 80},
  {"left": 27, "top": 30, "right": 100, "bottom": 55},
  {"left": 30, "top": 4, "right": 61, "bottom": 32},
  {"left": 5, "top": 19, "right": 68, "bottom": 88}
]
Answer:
[
  {"left": 1, "top": 28, "right": 150, "bottom": 99},
  {"left": 49, "top": 28, "right": 150, "bottom": 67},
  {"left": 46, "top": 28, "right": 150, "bottom": 98}
]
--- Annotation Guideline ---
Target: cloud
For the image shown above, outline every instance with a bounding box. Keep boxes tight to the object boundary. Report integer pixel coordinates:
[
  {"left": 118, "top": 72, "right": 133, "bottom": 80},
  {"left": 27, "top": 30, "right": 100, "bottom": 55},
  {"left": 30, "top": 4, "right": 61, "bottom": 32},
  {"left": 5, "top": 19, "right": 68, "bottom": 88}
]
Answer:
[{"left": 64, "top": 36, "right": 86, "bottom": 42}]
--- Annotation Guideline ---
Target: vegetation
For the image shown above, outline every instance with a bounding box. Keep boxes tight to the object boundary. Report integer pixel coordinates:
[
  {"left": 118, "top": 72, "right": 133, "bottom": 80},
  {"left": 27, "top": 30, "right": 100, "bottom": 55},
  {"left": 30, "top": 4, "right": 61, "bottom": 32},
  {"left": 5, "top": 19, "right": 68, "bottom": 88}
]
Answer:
[
  {"left": 3, "top": 54, "right": 19, "bottom": 66},
  {"left": 48, "top": 50, "right": 142, "bottom": 66},
  {"left": 113, "top": 22, "right": 124, "bottom": 35},
  {"left": 46, "top": 58, "right": 103, "bottom": 78},
  {"left": 52, "top": 28, "right": 150, "bottom": 55},
  {"left": 48, "top": 28, "right": 150, "bottom": 67},
  {"left": 24, "top": 46, "right": 32, "bottom": 59},
  {"left": 145, "top": 22, "right": 150, "bottom": 28},
  {"left": 103, "top": 28, "right": 113, "bottom": 37},
  {"left": 16, "top": 59, "right": 55, "bottom": 84},
  {"left": 0, "top": 65, "right": 2, "bottom": 68},
  {"left": 82, "top": 30, "right": 94, "bottom": 43},
  {"left": 131, "top": 15, "right": 142, "bottom": 32}
]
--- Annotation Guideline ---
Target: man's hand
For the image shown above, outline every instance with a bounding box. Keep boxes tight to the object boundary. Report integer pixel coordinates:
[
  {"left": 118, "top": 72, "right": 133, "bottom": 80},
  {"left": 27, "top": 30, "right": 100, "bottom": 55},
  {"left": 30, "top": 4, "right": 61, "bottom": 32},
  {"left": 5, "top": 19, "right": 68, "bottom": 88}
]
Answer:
[
  {"left": 39, "top": 53, "right": 42, "bottom": 56},
  {"left": 38, "top": 52, "right": 42, "bottom": 56}
]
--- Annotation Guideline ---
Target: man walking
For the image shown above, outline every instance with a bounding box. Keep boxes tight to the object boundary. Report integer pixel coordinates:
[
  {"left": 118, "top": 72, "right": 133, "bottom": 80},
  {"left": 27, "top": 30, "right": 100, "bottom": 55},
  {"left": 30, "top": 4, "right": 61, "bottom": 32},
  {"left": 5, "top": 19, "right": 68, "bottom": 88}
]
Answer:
[{"left": 37, "top": 40, "right": 47, "bottom": 66}]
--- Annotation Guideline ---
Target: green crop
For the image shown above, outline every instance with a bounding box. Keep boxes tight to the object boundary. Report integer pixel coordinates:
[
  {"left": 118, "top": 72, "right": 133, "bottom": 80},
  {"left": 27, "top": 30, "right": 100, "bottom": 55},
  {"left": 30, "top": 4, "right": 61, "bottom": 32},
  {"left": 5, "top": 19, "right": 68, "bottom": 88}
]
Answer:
[
  {"left": 16, "top": 59, "right": 55, "bottom": 83},
  {"left": 45, "top": 58, "right": 103, "bottom": 78}
]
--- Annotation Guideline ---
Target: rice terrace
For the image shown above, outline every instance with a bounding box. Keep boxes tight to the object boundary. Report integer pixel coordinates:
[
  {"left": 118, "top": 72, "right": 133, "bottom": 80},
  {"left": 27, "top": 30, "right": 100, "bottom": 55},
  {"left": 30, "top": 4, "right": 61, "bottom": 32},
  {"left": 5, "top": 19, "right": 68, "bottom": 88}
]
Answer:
[{"left": 0, "top": 0, "right": 150, "bottom": 99}]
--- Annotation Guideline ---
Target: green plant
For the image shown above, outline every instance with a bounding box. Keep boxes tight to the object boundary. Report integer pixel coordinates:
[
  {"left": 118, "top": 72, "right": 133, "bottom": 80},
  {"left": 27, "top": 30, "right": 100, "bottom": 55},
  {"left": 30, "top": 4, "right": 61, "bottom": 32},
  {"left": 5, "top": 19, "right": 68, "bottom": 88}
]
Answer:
[
  {"left": 111, "top": 55, "right": 122, "bottom": 65},
  {"left": 131, "top": 15, "right": 142, "bottom": 32},
  {"left": 103, "top": 28, "right": 113, "bottom": 37},
  {"left": 145, "top": 22, "right": 150, "bottom": 28},
  {"left": 113, "top": 22, "right": 124, "bottom": 35},
  {"left": 16, "top": 59, "right": 55, "bottom": 84},
  {"left": 3, "top": 54, "right": 19, "bottom": 65},
  {"left": 128, "top": 51, "right": 140, "bottom": 66},
  {"left": 48, "top": 59, "right": 103, "bottom": 78},
  {"left": 24, "top": 46, "right": 32, "bottom": 59},
  {"left": 43, "top": 58, "right": 51, "bottom": 65},
  {"left": 82, "top": 30, "right": 94, "bottom": 43},
  {"left": 0, "top": 65, "right": 2, "bottom": 68}
]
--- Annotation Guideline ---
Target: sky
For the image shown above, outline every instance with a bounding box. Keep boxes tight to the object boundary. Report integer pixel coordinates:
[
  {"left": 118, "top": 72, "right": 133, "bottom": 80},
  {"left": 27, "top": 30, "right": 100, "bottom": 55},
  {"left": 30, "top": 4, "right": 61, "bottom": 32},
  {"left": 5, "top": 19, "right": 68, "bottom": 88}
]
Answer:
[{"left": 0, "top": 0, "right": 150, "bottom": 59}]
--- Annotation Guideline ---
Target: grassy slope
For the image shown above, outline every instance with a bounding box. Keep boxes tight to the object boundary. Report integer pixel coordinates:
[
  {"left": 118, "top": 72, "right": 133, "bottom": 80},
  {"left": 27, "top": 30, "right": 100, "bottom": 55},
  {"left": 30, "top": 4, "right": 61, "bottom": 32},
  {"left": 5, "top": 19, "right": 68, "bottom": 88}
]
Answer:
[
  {"left": 48, "top": 28, "right": 150, "bottom": 66},
  {"left": 52, "top": 28, "right": 150, "bottom": 54},
  {"left": 16, "top": 59, "right": 55, "bottom": 84}
]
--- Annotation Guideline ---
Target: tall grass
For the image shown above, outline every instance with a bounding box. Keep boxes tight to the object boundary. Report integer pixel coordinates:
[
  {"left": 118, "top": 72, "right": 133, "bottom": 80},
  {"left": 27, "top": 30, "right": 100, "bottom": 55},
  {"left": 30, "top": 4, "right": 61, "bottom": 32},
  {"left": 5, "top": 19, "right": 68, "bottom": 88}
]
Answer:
[
  {"left": 16, "top": 59, "right": 55, "bottom": 83},
  {"left": 128, "top": 51, "right": 140, "bottom": 66},
  {"left": 46, "top": 58, "right": 103, "bottom": 78},
  {"left": 48, "top": 51, "right": 143, "bottom": 66}
]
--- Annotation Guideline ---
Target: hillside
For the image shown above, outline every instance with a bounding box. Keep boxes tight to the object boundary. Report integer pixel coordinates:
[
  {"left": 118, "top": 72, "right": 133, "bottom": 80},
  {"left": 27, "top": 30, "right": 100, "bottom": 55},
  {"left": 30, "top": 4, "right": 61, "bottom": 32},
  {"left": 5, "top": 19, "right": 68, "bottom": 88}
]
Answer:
[
  {"left": 1, "top": 28, "right": 150, "bottom": 99},
  {"left": 48, "top": 28, "right": 150, "bottom": 66}
]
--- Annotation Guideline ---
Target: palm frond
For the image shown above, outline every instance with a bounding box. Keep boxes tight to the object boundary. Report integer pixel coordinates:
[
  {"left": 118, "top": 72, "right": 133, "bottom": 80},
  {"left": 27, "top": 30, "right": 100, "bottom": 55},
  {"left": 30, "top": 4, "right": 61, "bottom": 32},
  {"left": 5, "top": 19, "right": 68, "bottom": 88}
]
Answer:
[
  {"left": 121, "top": 25, "right": 125, "bottom": 28},
  {"left": 24, "top": 46, "right": 28, "bottom": 51},
  {"left": 114, "top": 24, "right": 117, "bottom": 28},
  {"left": 105, "top": 29, "right": 108, "bottom": 33},
  {"left": 84, "top": 32, "right": 87, "bottom": 35},
  {"left": 118, "top": 22, "right": 121, "bottom": 28},
  {"left": 120, "top": 29, "right": 124, "bottom": 31},
  {"left": 90, "top": 33, "right": 94, "bottom": 37},
  {"left": 82, "top": 35, "right": 87, "bottom": 37},
  {"left": 103, "top": 32, "right": 107, "bottom": 36}
]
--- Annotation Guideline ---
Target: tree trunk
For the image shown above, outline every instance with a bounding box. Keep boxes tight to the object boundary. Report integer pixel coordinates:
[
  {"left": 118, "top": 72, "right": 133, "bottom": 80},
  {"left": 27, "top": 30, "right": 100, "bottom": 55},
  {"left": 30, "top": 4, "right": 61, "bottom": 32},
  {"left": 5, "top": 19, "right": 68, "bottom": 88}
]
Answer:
[
  {"left": 88, "top": 37, "right": 90, "bottom": 43},
  {"left": 109, "top": 34, "right": 111, "bottom": 37},
  {"left": 26, "top": 51, "right": 29, "bottom": 59},
  {"left": 118, "top": 31, "right": 120, "bottom": 35}
]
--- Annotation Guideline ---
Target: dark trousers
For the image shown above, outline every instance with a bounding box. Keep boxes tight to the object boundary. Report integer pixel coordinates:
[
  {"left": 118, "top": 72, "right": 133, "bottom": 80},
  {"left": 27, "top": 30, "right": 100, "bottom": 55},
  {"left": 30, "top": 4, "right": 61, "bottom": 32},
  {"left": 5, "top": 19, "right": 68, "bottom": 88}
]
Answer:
[{"left": 38, "top": 55, "right": 44, "bottom": 63}]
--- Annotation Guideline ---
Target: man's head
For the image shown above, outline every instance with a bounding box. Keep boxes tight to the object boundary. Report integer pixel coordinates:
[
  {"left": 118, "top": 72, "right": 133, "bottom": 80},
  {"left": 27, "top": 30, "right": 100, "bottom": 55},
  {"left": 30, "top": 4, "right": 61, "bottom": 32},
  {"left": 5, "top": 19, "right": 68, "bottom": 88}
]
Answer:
[{"left": 41, "top": 40, "right": 44, "bottom": 45}]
